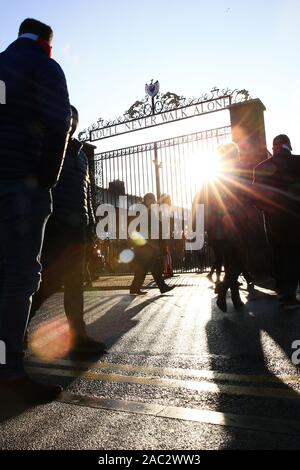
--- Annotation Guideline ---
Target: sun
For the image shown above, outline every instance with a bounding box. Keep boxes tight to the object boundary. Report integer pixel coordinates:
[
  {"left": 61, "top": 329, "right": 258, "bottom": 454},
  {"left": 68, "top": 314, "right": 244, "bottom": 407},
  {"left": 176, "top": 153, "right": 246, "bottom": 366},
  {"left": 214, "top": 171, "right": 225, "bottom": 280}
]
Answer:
[{"left": 191, "top": 151, "right": 220, "bottom": 186}]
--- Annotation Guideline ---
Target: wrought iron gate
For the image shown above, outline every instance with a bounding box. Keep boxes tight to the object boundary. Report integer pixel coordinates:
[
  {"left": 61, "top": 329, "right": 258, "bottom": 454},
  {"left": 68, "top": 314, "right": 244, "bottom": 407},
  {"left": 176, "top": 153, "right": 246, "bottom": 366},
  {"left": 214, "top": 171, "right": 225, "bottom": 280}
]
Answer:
[
  {"left": 94, "top": 126, "right": 231, "bottom": 274},
  {"left": 79, "top": 83, "right": 267, "bottom": 275}
]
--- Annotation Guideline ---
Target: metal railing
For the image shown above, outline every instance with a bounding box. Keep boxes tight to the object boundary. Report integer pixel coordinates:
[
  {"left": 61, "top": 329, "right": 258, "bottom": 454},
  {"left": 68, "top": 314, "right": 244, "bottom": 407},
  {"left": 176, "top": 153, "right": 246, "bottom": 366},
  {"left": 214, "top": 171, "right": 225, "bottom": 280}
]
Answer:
[{"left": 93, "top": 125, "right": 232, "bottom": 274}]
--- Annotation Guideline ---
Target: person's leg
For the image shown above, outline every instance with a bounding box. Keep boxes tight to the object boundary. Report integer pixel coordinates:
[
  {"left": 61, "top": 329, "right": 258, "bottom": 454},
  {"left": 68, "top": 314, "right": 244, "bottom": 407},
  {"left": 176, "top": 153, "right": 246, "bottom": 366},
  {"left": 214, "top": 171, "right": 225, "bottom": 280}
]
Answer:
[
  {"left": 62, "top": 226, "right": 107, "bottom": 352},
  {"left": 207, "top": 263, "right": 215, "bottom": 280},
  {"left": 215, "top": 239, "right": 230, "bottom": 312},
  {"left": 272, "top": 240, "right": 285, "bottom": 294},
  {"left": 213, "top": 240, "right": 223, "bottom": 281},
  {"left": 217, "top": 238, "right": 245, "bottom": 311},
  {"left": 149, "top": 253, "right": 174, "bottom": 293},
  {"left": 151, "top": 263, "right": 167, "bottom": 291},
  {"left": 130, "top": 252, "right": 147, "bottom": 293},
  {"left": 281, "top": 239, "right": 299, "bottom": 303},
  {"left": 227, "top": 239, "right": 245, "bottom": 308},
  {"left": 30, "top": 218, "right": 65, "bottom": 317},
  {"left": 0, "top": 183, "right": 51, "bottom": 380},
  {"left": 63, "top": 227, "right": 86, "bottom": 337},
  {"left": 207, "top": 241, "right": 216, "bottom": 278}
]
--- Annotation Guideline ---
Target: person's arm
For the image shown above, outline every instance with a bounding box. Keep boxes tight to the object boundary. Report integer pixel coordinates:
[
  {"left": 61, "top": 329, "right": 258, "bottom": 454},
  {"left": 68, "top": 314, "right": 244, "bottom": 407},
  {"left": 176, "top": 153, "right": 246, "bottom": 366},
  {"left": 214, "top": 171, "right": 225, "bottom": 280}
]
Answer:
[{"left": 35, "top": 58, "right": 71, "bottom": 188}]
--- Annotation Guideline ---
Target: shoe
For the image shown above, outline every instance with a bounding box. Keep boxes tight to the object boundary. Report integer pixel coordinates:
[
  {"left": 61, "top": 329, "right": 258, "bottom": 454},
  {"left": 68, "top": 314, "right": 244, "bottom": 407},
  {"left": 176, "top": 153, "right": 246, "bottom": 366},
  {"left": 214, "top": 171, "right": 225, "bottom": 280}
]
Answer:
[
  {"left": 129, "top": 289, "right": 147, "bottom": 295},
  {"left": 160, "top": 285, "right": 175, "bottom": 294},
  {"left": 282, "top": 299, "right": 300, "bottom": 310},
  {"left": 0, "top": 375, "right": 62, "bottom": 405},
  {"left": 72, "top": 335, "right": 108, "bottom": 353}
]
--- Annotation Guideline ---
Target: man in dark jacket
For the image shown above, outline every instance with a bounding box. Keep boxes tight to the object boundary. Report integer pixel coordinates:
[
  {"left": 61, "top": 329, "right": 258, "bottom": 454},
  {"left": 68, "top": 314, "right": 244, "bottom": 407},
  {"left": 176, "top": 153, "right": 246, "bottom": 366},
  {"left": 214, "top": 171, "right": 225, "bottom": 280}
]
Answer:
[
  {"left": 30, "top": 106, "right": 107, "bottom": 353},
  {"left": 253, "top": 134, "right": 300, "bottom": 309},
  {"left": 0, "top": 18, "right": 71, "bottom": 403}
]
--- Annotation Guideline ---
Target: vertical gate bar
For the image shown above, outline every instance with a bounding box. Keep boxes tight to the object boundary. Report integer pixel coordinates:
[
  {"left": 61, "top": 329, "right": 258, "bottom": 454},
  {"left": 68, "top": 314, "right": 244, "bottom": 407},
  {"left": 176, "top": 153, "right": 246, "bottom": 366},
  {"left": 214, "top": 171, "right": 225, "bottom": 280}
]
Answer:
[
  {"left": 141, "top": 147, "right": 146, "bottom": 199},
  {"left": 175, "top": 139, "right": 182, "bottom": 209},
  {"left": 134, "top": 152, "right": 140, "bottom": 202},
  {"left": 154, "top": 141, "right": 161, "bottom": 201},
  {"left": 129, "top": 150, "right": 134, "bottom": 201},
  {"left": 174, "top": 138, "right": 181, "bottom": 274},
  {"left": 132, "top": 151, "right": 136, "bottom": 202},
  {"left": 160, "top": 142, "right": 165, "bottom": 199},
  {"left": 147, "top": 148, "right": 151, "bottom": 195},
  {"left": 107, "top": 155, "right": 111, "bottom": 205},
  {"left": 178, "top": 140, "right": 187, "bottom": 272},
  {"left": 126, "top": 151, "right": 130, "bottom": 199},
  {"left": 121, "top": 150, "right": 125, "bottom": 195},
  {"left": 165, "top": 141, "right": 170, "bottom": 199},
  {"left": 136, "top": 147, "right": 141, "bottom": 202},
  {"left": 112, "top": 150, "right": 116, "bottom": 186}
]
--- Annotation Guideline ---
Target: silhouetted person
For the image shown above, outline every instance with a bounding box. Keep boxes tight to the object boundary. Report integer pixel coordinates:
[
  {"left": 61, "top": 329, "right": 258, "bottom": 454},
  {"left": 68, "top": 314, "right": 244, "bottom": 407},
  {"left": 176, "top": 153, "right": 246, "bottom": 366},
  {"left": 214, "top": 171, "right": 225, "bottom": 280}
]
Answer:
[
  {"left": 30, "top": 106, "right": 107, "bottom": 353},
  {"left": 195, "top": 143, "right": 247, "bottom": 312},
  {"left": 253, "top": 134, "right": 300, "bottom": 309},
  {"left": 0, "top": 18, "right": 71, "bottom": 404},
  {"left": 130, "top": 193, "right": 175, "bottom": 295}
]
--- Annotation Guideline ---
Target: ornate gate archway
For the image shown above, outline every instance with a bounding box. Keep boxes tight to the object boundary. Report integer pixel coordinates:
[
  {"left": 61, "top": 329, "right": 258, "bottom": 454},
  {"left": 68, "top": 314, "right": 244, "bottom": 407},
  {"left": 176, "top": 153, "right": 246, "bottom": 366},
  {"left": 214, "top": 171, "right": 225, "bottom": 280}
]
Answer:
[{"left": 80, "top": 84, "right": 267, "bottom": 274}]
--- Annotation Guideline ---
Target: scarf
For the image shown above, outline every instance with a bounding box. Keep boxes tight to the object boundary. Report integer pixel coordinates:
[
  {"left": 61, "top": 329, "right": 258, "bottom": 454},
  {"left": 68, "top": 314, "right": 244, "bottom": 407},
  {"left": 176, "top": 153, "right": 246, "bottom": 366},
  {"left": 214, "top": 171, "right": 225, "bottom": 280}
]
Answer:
[{"left": 18, "top": 33, "right": 52, "bottom": 58}]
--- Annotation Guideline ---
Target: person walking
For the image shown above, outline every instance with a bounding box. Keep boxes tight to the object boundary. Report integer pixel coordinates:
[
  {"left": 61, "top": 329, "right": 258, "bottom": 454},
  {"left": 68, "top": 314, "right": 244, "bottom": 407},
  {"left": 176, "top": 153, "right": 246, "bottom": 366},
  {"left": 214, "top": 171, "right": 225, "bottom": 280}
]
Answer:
[{"left": 130, "top": 193, "right": 175, "bottom": 295}]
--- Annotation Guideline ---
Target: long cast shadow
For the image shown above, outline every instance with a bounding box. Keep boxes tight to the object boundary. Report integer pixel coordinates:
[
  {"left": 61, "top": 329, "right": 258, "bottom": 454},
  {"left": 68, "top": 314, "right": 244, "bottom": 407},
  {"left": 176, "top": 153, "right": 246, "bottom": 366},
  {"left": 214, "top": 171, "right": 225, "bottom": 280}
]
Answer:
[
  {"left": 0, "top": 290, "right": 162, "bottom": 425},
  {"left": 206, "top": 283, "right": 300, "bottom": 449}
]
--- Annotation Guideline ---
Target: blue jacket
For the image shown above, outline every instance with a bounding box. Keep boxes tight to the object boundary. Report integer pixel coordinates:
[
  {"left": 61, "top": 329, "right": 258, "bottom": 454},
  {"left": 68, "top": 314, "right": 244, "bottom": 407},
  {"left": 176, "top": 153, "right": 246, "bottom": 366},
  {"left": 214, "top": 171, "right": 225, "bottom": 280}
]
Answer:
[
  {"left": 0, "top": 38, "right": 71, "bottom": 188},
  {"left": 52, "top": 139, "right": 95, "bottom": 227}
]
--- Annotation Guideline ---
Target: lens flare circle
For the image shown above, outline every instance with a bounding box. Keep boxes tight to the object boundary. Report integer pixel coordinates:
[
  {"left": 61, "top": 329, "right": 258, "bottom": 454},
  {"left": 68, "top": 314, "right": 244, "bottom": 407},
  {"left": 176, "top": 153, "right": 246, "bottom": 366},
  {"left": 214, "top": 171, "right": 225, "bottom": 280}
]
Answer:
[
  {"left": 29, "top": 318, "right": 73, "bottom": 361},
  {"left": 119, "top": 249, "right": 135, "bottom": 264}
]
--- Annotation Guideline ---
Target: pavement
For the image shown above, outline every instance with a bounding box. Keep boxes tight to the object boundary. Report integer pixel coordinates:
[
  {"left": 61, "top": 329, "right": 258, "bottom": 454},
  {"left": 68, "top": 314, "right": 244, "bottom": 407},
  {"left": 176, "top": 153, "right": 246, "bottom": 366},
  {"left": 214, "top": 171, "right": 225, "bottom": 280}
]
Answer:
[{"left": 1, "top": 274, "right": 300, "bottom": 450}]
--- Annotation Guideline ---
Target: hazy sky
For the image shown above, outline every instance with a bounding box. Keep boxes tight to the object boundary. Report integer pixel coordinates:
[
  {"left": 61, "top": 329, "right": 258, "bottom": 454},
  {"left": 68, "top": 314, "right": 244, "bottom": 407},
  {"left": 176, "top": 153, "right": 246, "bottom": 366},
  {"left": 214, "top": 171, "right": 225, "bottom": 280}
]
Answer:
[{"left": 1, "top": 0, "right": 300, "bottom": 153}]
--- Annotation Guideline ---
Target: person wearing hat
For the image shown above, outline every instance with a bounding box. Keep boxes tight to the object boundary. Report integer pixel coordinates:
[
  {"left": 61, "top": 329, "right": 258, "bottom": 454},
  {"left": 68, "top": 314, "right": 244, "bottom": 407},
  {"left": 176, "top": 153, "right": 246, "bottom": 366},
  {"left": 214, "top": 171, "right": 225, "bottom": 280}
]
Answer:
[{"left": 253, "top": 134, "right": 300, "bottom": 309}]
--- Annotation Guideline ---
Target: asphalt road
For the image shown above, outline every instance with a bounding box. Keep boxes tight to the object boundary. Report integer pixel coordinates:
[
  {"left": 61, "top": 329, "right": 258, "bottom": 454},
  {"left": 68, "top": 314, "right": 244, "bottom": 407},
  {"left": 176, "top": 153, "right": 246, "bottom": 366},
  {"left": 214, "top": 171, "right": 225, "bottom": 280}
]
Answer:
[{"left": 1, "top": 274, "right": 300, "bottom": 450}]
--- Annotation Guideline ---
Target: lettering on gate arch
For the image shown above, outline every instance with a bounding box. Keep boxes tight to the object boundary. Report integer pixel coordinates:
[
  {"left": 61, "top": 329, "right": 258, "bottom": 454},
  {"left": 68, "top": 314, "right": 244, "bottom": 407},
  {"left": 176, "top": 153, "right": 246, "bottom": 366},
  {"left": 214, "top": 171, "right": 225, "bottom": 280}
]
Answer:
[{"left": 78, "top": 84, "right": 251, "bottom": 142}]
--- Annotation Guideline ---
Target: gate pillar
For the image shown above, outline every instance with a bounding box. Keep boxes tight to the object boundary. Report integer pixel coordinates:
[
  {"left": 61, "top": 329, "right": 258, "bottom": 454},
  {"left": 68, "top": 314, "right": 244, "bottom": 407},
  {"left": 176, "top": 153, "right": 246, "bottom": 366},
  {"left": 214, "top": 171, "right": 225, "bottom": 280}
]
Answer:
[
  {"left": 229, "top": 98, "right": 267, "bottom": 171},
  {"left": 230, "top": 99, "right": 271, "bottom": 275}
]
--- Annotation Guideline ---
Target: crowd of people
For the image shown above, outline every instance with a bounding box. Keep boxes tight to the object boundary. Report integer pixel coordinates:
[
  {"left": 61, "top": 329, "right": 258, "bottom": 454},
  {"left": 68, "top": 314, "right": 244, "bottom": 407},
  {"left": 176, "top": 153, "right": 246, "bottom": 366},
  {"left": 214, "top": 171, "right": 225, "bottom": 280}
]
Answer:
[
  {"left": 0, "top": 18, "right": 299, "bottom": 406},
  {"left": 194, "top": 137, "right": 300, "bottom": 312}
]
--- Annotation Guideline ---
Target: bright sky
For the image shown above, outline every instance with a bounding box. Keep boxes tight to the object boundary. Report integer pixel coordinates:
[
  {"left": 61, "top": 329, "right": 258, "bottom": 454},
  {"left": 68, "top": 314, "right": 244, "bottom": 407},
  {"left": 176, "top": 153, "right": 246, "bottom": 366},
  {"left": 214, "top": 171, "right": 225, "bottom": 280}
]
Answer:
[{"left": 1, "top": 0, "right": 300, "bottom": 154}]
